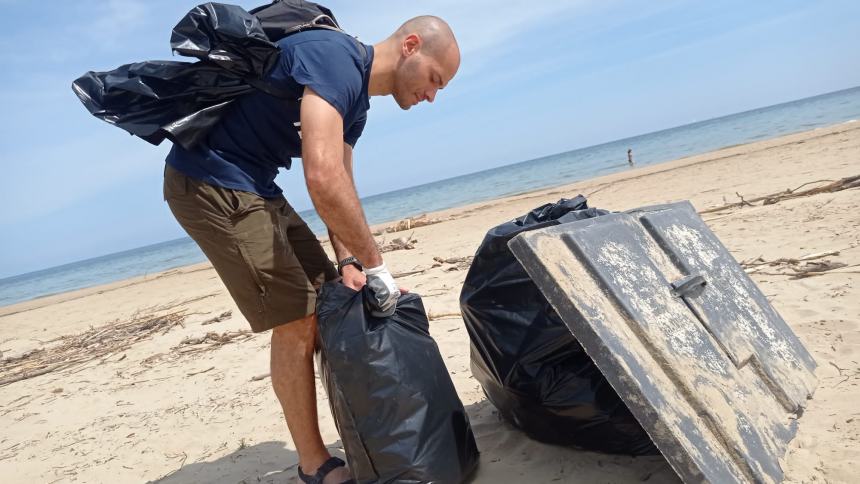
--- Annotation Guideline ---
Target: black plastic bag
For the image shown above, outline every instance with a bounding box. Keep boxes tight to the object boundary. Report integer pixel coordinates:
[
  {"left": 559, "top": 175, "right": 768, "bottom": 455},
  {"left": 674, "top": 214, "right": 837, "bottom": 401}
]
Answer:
[
  {"left": 316, "top": 283, "right": 480, "bottom": 483},
  {"left": 72, "top": 3, "right": 278, "bottom": 149},
  {"left": 72, "top": 1, "right": 343, "bottom": 150},
  {"left": 459, "top": 196, "right": 657, "bottom": 455}
]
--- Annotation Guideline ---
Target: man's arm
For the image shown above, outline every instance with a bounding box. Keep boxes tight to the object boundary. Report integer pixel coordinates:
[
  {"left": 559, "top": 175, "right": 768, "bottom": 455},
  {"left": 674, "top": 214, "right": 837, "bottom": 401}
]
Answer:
[
  {"left": 302, "top": 87, "right": 403, "bottom": 314},
  {"left": 328, "top": 143, "right": 357, "bottom": 261},
  {"left": 328, "top": 143, "right": 367, "bottom": 290},
  {"left": 301, "top": 87, "right": 382, "bottom": 269}
]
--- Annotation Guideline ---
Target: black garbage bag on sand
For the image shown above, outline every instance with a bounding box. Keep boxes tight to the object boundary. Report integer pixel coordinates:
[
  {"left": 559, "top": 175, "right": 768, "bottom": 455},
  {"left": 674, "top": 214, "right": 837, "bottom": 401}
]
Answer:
[
  {"left": 316, "top": 282, "right": 480, "bottom": 483},
  {"left": 459, "top": 195, "right": 658, "bottom": 455},
  {"left": 72, "top": 1, "right": 345, "bottom": 150}
]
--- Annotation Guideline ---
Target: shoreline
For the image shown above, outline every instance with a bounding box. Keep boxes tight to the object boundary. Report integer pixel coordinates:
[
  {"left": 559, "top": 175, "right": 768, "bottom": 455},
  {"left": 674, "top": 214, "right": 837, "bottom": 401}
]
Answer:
[
  {"left": 4, "top": 116, "right": 857, "bottom": 311},
  {"left": 2, "top": 120, "right": 857, "bottom": 318}
]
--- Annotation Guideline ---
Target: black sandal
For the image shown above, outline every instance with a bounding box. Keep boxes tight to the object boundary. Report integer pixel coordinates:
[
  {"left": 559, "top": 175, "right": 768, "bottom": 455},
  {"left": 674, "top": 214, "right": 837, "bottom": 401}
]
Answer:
[{"left": 297, "top": 456, "right": 355, "bottom": 484}]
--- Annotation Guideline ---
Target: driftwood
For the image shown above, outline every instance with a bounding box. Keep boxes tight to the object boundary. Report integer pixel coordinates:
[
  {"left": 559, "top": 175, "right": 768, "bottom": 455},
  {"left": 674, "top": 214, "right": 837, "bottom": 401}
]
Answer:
[
  {"left": 391, "top": 255, "right": 475, "bottom": 278},
  {"left": 179, "top": 330, "right": 252, "bottom": 348},
  {"left": 392, "top": 268, "right": 430, "bottom": 278},
  {"left": 433, "top": 256, "right": 473, "bottom": 266},
  {"left": 0, "top": 305, "right": 188, "bottom": 387},
  {"left": 432, "top": 256, "right": 474, "bottom": 271},
  {"left": 428, "top": 311, "right": 462, "bottom": 321},
  {"left": 141, "top": 329, "right": 254, "bottom": 367},
  {"left": 701, "top": 175, "right": 860, "bottom": 214},
  {"left": 186, "top": 366, "right": 215, "bottom": 377},
  {"left": 741, "top": 250, "right": 840, "bottom": 269},
  {"left": 200, "top": 310, "right": 232, "bottom": 326},
  {"left": 741, "top": 250, "right": 857, "bottom": 279},
  {"left": 787, "top": 261, "right": 854, "bottom": 279},
  {"left": 151, "top": 451, "right": 189, "bottom": 483},
  {"left": 378, "top": 232, "right": 417, "bottom": 253}
]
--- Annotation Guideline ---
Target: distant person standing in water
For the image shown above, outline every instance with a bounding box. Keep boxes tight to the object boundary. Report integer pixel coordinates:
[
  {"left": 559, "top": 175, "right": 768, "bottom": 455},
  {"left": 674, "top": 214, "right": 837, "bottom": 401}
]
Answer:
[{"left": 627, "top": 148, "right": 634, "bottom": 166}]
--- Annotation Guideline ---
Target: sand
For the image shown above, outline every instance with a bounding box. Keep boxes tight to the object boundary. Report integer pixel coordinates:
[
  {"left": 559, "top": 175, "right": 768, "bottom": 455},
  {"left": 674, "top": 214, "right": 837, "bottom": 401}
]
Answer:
[{"left": 1, "top": 121, "right": 858, "bottom": 483}]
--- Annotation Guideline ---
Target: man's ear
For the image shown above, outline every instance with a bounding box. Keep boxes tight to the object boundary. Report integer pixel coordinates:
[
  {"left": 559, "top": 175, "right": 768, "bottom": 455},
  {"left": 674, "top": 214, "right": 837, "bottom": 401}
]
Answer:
[{"left": 402, "top": 33, "right": 422, "bottom": 56}]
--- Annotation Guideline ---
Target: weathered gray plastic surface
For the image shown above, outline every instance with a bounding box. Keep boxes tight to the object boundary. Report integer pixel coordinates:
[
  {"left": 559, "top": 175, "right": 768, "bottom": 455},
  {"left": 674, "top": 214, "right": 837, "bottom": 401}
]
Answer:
[{"left": 507, "top": 201, "right": 817, "bottom": 484}]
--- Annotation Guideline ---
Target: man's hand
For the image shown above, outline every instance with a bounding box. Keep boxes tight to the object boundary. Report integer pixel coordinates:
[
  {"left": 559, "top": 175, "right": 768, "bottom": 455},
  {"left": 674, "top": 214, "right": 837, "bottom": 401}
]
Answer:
[
  {"left": 338, "top": 255, "right": 409, "bottom": 296},
  {"left": 340, "top": 264, "right": 366, "bottom": 291},
  {"left": 364, "top": 263, "right": 401, "bottom": 317}
]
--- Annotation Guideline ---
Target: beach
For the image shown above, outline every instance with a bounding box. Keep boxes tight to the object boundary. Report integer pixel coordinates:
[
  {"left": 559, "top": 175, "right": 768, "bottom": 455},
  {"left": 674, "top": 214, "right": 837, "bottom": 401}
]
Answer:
[{"left": 1, "top": 121, "right": 858, "bottom": 483}]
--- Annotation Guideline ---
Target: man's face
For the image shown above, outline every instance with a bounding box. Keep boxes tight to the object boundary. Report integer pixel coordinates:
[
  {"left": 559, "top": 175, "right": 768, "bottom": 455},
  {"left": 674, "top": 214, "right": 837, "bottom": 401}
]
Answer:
[{"left": 392, "top": 36, "right": 459, "bottom": 110}]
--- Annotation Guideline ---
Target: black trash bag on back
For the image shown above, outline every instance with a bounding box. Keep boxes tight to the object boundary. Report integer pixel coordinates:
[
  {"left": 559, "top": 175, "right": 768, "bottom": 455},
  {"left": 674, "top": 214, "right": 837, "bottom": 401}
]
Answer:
[
  {"left": 72, "top": 1, "right": 347, "bottom": 150},
  {"left": 72, "top": 3, "right": 278, "bottom": 149},
  {"left": 459, "top": 195, "right": 657, "bottom": 455},
  {"left": 316, "top": 282, "right": 480, "bottom": 483}
]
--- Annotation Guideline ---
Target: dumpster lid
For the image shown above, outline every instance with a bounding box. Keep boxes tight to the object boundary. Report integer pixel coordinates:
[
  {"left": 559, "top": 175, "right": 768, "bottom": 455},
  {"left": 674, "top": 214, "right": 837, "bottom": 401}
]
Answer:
[{"left": 508, "top": 201, "right": 817, "bottom": 484}]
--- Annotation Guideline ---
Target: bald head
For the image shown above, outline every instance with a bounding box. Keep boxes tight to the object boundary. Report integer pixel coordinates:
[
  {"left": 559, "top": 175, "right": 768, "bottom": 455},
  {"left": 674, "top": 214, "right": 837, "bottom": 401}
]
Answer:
[
  {"left": 393, "top": 16, "right": 459, "bottom": 62},
  {"left": 379, "top": 15, "right": 460, "bottom": 110}
]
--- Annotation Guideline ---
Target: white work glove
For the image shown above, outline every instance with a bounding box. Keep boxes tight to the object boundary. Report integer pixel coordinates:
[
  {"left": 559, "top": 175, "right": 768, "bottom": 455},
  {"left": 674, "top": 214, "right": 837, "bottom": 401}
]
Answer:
[{"left": 364, "top": 262, "right": 401, "bottom": 317}]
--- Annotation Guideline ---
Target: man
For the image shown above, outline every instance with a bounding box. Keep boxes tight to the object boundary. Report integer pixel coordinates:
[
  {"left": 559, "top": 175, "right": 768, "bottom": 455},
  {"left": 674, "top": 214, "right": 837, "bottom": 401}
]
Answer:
[{"left": 162, "top": 15, "right": 460, "bottom": 484}]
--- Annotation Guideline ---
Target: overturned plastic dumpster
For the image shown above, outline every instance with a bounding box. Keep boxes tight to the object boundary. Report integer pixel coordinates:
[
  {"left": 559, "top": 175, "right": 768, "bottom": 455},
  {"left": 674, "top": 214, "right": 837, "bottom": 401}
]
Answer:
[{"left": 506, "top": 200, "right": 818, "bottom": 483}]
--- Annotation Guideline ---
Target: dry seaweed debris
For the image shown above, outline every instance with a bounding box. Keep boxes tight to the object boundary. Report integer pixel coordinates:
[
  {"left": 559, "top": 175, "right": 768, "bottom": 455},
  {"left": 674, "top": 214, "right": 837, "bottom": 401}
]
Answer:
[
  {"left": 378, "top": 232, "right": 418, "bottom": 253},
  {"left": 200, "top": 310, "right": 232, "bottom": 326},
  {"left": 432, "top": 256, "right": 474, "bottom": 271},
  {"left": 741, "top": 250, "right": 839, "bottom": 269},
  {"left": 701, "top": 175, "right": 860, "bottom": 214},
  {"left": 178, "top": 330, "right": 251, "bottom": 349},
  {"left": 375, "top": 214, "right": 450, "bottom": 235},
  {"left": 140, "top": 329, "right": 253, "bottom": 367},
  {"left": 741, "top": 250, "right": 859, "bottom": 279},
  {"left": 390, "top": 255, "right": 475, "bottom": 278},
  {"left": 0, "top": 306, "right": 188, "bottom": 387}
]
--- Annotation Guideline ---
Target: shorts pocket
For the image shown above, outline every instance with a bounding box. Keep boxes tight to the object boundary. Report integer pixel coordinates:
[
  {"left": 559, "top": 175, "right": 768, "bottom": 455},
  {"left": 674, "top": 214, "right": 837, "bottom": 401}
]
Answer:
[{"left": 235, "top": 242, "right": 267, "bottom": 297}]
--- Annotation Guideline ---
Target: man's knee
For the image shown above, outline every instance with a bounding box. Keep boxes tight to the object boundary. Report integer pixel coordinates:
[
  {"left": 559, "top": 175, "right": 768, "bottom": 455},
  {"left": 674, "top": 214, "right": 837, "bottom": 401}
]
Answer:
[{"left": 271, "top": 313, "right": 318, "bottom": 356}]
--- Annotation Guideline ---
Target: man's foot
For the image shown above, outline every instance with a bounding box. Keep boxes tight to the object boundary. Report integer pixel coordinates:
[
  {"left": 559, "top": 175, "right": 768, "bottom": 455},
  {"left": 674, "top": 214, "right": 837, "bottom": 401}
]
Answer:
[{"left": 298, "top": 456, "right": 354, "bottom": 484}]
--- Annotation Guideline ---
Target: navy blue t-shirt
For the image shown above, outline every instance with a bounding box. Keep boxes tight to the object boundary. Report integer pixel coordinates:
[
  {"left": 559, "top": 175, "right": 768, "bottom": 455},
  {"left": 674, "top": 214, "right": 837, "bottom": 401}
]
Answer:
[{"left": 165, "top": 29, "right": 373, "bottom": 198}]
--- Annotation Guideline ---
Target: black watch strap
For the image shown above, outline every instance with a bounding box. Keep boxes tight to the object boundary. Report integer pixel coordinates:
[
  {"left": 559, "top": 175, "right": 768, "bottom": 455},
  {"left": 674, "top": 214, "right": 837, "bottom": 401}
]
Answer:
[{"left": 337, "top": 256, "right": 363, "bottom": 275}]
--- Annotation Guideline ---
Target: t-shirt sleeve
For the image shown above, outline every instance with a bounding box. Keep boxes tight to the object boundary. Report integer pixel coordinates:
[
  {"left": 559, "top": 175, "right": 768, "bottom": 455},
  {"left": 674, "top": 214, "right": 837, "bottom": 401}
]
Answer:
[
  {"left": 282, "top": 40, "right": 362, "bottom": 118},
  {"left": 344, "top": 112, "right": 367, "bottom": 147}
]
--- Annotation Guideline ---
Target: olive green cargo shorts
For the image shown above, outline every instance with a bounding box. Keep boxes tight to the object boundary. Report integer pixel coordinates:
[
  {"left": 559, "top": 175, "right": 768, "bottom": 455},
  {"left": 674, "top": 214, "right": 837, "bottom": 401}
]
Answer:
[{"left": 163, "top": 164, "right": 338, "bottom": 332}]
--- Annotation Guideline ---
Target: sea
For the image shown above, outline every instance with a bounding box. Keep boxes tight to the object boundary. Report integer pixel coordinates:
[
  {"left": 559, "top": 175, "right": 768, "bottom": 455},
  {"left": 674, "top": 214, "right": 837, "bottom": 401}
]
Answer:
[{"left": 2, "top": 86, "right": 859, "bottom": 307}]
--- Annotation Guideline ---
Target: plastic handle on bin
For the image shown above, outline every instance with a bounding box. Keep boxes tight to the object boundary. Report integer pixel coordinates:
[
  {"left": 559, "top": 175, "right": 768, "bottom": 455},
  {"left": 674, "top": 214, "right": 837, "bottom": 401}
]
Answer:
[{"left": 670, "top": 274, "right": 707, "bottom": 297}]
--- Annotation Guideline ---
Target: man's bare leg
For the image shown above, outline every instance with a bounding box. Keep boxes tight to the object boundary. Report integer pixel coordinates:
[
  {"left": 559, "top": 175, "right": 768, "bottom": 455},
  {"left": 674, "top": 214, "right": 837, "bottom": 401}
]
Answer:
[{"left": 270, "top": 314, "right": 351, "bottom": 483}]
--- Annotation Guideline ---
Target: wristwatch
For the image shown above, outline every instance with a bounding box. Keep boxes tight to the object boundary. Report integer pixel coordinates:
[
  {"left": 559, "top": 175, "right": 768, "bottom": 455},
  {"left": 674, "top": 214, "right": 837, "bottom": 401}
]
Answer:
[{"left": 337, "top": 256, "right": 363, "bottom": 275}]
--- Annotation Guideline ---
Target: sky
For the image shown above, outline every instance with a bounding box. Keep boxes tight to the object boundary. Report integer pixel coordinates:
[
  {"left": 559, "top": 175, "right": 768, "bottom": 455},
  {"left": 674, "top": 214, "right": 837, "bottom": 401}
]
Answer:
[{"left": 1, "top": 0, "right": 859, "bottom": 279}]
